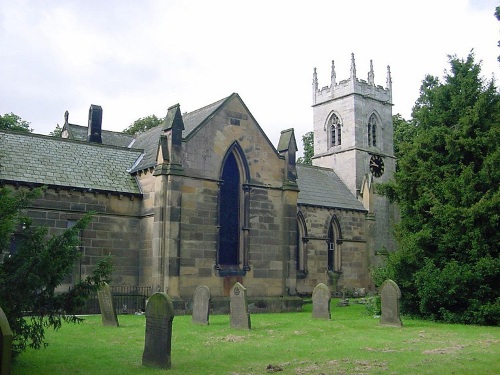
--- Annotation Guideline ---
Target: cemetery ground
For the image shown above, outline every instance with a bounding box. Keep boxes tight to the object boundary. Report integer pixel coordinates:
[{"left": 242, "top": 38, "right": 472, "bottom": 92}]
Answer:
[{"left": 12, "top": 299, "right": 500, "bottom": 375}]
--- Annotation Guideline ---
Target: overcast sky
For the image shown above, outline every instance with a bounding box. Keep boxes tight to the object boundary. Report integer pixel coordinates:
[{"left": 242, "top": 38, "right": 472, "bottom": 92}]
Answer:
[{"left": 1, "top": 0, "right": 499, "bottom": 155}]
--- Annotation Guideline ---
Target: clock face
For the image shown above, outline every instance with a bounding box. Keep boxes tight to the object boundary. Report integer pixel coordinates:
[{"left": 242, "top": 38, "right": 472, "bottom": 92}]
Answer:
[{"left": 369, "top": 155, "right": 384, "bottom": 177}]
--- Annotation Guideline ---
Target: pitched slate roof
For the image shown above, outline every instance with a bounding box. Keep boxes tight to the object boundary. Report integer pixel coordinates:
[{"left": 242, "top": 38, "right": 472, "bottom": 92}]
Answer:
[
  {"left": 296, "top": 164, "right": 366, "bottom": 211},
  {"left": 0, "top": 131, "right": 142, "bottom": 195},
  {"left": 64, "top": 123, "right": 135, "bottom": 148},
  {"left": 129, "top": 96, "right": 230, "bottom": 173}
]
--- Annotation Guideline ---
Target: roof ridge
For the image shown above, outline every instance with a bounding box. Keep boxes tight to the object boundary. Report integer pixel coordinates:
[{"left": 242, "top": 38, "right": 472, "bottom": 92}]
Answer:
[{"left": 183, "top": 95, "right": 230, "bottom": 117}]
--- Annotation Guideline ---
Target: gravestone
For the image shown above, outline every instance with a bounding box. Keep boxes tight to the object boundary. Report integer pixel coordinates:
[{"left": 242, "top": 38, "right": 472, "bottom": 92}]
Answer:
[
  {"left": 312, "top": 283, "right": 331, "bottom": 319},
  {"left": 0, "top": 307, "right": 13, "bottom": 375},
  {"left": 230, "top": 282, "right": 251, "bottom": 329},
  {"left": 380, "top": 279, "right": 402, "bottom": 327},
  {"left": 192, "top": 285, "right": 210, "bottom": 325},
  {"left": 142, "top": 292, "right": 175, "bottom": 369},
  {"left": 97, "top": 282, "right": 119, "bottom": 327}
]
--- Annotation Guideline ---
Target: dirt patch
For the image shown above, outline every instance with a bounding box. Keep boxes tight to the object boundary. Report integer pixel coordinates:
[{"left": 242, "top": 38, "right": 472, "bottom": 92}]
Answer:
[
  {"left": 223, "top": 334, "right": 246, "bottom": 342},
  {"left": 363, "top": 346, "right": 403, "bottom": 353},
  {"left": 423, "top": 344, "right": 467, "bottom": 354}
]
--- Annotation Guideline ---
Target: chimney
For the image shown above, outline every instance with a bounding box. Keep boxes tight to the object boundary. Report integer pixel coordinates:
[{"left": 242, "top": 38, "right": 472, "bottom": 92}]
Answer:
[{"left": 87, "top": 104, "right": 103, "bottom": 143}]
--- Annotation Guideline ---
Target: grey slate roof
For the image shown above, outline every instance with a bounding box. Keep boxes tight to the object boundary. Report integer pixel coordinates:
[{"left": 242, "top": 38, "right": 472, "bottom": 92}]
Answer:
[
  {"left": 296, "top": 164, "right": 366, "bottom": 211},
  {"left": 129, "top": 95, "right": 230, "bottom": 173},
  {"left": 0, "top": 131, "right": 142, "bottom": 195},
  {"left": 65, "top": 123, "right": 135, "bottom": 148}
]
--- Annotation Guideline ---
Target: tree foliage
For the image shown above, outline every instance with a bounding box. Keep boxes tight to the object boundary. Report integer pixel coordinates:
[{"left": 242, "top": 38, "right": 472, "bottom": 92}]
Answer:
[
  {"left": 49, "top": 123, "right": 63, "bottom": 137},
  {"left": 123, "top": 114, "right": 164, "bottom": 135},
  {"left": 379, "top": 53, "right": 500, "bottom": 325},
  {"left": 392, "top": 114, "right": 416, "bottom": 158},
  {"left": 297, "top": 131, "right": 314, "bottom": 165},
  {"left": 0, "top": 113, "right": 32, "bottom": 132},
  {"left": 0, "top": 187, "right": 113, "bottom": 356}
]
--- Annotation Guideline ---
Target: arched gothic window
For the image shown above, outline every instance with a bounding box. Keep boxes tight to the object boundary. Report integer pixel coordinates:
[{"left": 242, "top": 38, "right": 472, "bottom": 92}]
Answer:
[
  {"left": 368, "top": 114, "right": 377, "bottom": 147},
  {"left": 217, "top": 143, "right": 250, "bottom": 276},
  {"left": 329, "top": 114, "right": 341, "bottom": 147},
  {"left": 296, "top": 212, "right": 308, "bottom": 277},
  {"left": 327, "top": 215, "right": 342, "bottom": 272}
]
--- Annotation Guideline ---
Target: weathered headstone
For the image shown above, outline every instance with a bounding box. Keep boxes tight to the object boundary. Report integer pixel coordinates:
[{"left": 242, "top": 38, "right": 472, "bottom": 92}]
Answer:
[
  {"left": 142, "top": 292, "right": 175, "bottom": 369},
  {"left": 0, "top": 307, "right": 13, "bottom": 375},
  {"left": 230, "top": 282, "right": 251, "bottom": 329},
  {"left": 312, "top": 283, "right": 331, "bottom": 319},
  {"left": 380, "top": 279, "right": 402, "bottom": 327},
  {"left": 97, "top": 282, "right": 119, "bottom": 327},
  {"left": 192, "top": 285, "right": 210, "bottom": 325}
]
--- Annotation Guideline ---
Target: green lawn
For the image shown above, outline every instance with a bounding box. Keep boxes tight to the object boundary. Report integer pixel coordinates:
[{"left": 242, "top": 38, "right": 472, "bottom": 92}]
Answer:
[{"left": 12, "top": 300, "right": 500, "bottom": 375}]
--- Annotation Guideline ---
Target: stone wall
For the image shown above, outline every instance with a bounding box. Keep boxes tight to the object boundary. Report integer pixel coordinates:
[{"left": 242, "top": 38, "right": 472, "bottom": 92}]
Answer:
[
  {"left": 296, "top": 205, "right": 370, "bottom": 295},
  {"left": 9, "top": 185, "right": 143, "bottom": 289}
]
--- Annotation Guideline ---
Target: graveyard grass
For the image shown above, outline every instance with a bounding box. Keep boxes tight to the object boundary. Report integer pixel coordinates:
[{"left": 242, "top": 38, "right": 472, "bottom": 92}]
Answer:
[{"left": 12, "top": 299, "right": 500, "bottom": 375}]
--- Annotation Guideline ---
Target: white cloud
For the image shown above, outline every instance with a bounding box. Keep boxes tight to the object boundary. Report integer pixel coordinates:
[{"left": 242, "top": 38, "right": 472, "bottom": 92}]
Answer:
[{"left": 1, "top": 0, "right": 499, "bottom": 154}]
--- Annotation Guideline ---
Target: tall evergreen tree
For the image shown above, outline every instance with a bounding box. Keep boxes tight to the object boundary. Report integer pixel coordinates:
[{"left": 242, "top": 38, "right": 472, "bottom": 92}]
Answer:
[
  {"left": 0, "top": 187, "right": 113, "bottom": 356},
  {"left": 380, "top": 53, "right": 500, "bottom": 325}
]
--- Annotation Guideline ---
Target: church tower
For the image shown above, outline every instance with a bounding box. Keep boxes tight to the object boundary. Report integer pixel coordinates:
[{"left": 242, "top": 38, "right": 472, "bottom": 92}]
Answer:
[{"left": 311, "top": 54, "right": 397, "bottom": 265}]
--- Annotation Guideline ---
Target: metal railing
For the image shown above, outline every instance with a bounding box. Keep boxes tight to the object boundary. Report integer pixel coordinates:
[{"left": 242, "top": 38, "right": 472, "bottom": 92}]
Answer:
[{"left": 77, "top": 286, "right": 152, "bottom": 315}]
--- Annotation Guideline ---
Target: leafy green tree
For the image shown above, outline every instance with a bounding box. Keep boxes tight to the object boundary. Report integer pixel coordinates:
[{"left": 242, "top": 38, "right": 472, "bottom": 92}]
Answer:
[
  {"left": 123, "top": 114, "right": 164, "bottom": 135},
  {"left": 0, "top": 186, "right": 113, "bottom": 356},
  {"left": 380, "top": 53, "right": 500, "bottom": 325},
  {"left": 0, "top": 113, "right": 32, "bottom": 132},
  {"left": 297, "top": 131, "right": 314, "bottom": 165},
  {"left": 49, "top": 123, "right": 63, "bottom": 137}
]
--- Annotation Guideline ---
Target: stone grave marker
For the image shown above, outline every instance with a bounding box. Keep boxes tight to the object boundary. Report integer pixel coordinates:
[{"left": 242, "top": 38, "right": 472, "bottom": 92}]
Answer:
[
  {"left": 230, "top": 282, "right": 251, "bottom": 329},
  {"left": 380, "top": 279, "right": 402, "bottom": 327},
  {"left": 192, "top": 285, "right": 210, "bottom": 325},
  {"left": 312, "top": 283, "right": 331, "bottom": 319},
  {"left": 142, "top": 292, "right": 175, "bottom": 369},
  {"left": 97, "top": 282, "right": 119, "bottom": 327},
  {"left": 0, "top": 307, "right": 13, "bottom": 375}
]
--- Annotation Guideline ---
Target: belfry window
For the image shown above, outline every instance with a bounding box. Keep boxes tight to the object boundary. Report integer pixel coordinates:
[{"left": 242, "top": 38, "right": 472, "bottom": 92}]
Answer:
[
  {"left": 329, "top": 114, "right": 341, "bottom": 147},
  {"left": 368, "top": 114, "right": 377, "bottom": 147}
]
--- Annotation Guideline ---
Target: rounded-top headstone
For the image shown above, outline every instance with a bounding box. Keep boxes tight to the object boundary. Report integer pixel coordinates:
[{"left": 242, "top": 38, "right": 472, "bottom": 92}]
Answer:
[
  {"left": 0, "top": 307, "right": 13, "bottom": 375},
  {"left": 192, "top": 285, "right": 210, "bottom": 325},
  {"left": 312, "top": 283, "right": 331, "bottom": 319},
  {"left": 142, "top": 292, "right": 175, "bottom": 369},
  {"left": 380, "top": 279, "right": 402, "bottom": 327}
]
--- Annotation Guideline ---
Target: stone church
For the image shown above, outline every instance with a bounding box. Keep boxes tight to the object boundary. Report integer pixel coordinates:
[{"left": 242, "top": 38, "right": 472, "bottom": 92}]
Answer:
[{"left": 0, "top": 55, "right": 397, "bottom": 311}]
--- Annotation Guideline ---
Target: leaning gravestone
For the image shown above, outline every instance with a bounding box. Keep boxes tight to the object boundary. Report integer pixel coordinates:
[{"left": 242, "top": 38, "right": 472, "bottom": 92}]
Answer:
[
  {"left": 142, "top": 292, "right": 175, "bottom": 369},
  {"left": 97, "top": 282, "right": 119, "bottom": 327},
  {"left": 0, "top": 307, "right": 13, "bottom": 375},
  {"left": 192, "top": 285, "right": 210, "bottom": 325},
  {"left": 312, "top": 283, "right": 331, "bottom": 319},
  {"left": 380, "top": 279, "right": 402, "bottom": 327},
  {"left": 230, "top": 282, "right": 251, "bottom": 329}
]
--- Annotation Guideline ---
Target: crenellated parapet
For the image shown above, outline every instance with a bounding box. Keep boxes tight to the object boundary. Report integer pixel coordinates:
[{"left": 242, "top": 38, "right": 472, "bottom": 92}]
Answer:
[{"left": 312, "top": 53, "right": 392, "bottom": 106}]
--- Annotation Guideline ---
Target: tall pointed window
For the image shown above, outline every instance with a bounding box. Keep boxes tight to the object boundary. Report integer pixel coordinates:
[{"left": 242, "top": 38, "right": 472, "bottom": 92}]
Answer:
[
  {"left": 329, "top": 114, "right": 341, "bottom": 147},
  {"left": 296, "top": 212, "right": 308, "bottom": 278},
  {"left": 368, "top": 114, "right": 377, "bottom": 147},
  {"left": 217, "top": 143, "right": 250, "bottom": 276},
  {"left": 219, "top": 153, "right": 240, "bottom": 266},
  {"left": 327, "top": 215, "right": 342, "bottom": 272}
]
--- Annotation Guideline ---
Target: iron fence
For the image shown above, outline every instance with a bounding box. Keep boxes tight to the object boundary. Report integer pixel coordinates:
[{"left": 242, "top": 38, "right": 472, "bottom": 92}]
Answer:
[{"left": 77, "top": 286, "right": 152, "bottom": 315}]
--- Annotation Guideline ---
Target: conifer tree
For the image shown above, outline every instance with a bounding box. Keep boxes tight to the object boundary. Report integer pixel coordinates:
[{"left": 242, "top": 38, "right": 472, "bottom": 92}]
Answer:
[{"left": 380, "top": 53, "right": 500, "bottom": 325}]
